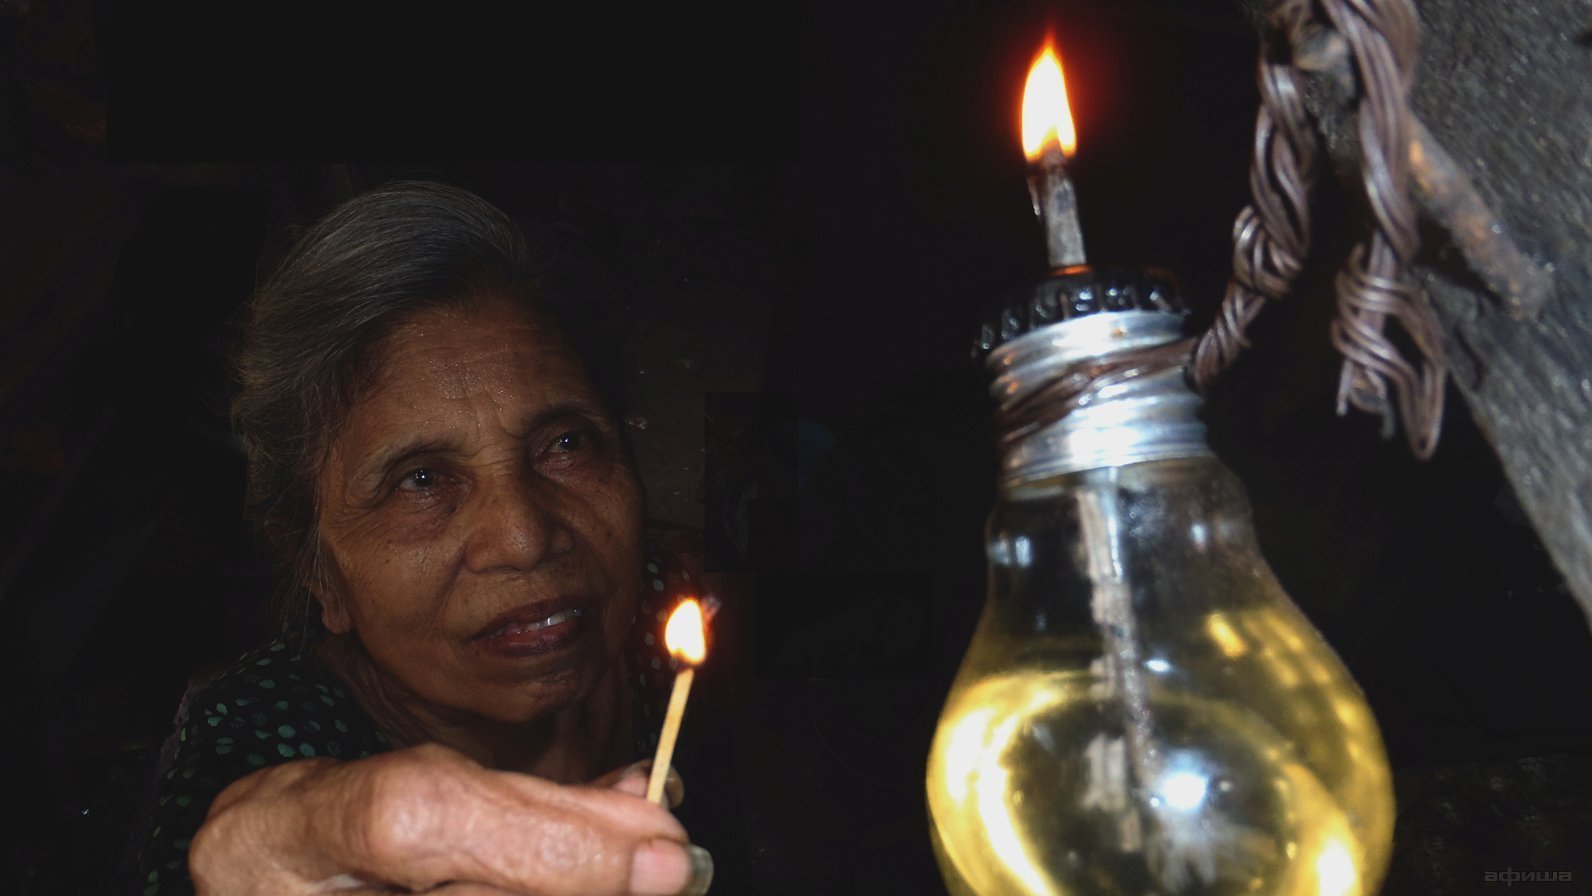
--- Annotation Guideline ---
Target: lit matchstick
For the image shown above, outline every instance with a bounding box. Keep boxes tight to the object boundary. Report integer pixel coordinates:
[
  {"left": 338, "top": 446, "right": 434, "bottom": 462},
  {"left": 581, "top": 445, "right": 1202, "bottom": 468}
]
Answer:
[{"left": 646, "top": 598, "right": 707, "bottom": 806}]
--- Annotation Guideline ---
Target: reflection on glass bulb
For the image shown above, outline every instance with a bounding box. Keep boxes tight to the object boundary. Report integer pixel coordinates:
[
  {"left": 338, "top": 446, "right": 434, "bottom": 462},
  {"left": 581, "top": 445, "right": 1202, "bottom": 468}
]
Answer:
[
  {"left": 978, "top": 701, "right": 1054, "bottom": 896},
  {"left": 1317, "top": 839, "right": 1358, "bottom": 896},
  {"left": 927, "top": 460, "right": 1394, "bottom": 896},
  {"left": 1160, "top": 770, "right": 1208, "bottom": 811},
  {"left": 1204, "top": 612, "right": 1249, "bottom": 659}
]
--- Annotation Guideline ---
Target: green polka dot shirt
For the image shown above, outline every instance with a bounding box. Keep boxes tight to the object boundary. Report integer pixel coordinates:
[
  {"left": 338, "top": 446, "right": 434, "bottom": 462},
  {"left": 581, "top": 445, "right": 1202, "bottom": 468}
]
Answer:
[{"left": 133, "top": 545, "right": 705, "bottom": 895}]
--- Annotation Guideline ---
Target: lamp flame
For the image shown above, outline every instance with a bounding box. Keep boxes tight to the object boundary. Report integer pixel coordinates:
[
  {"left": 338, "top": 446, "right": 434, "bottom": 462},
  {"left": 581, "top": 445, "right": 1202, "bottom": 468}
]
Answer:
[
  {"left": 1021, "top": 42, "right": 1077, "bottom": 160},
  {"left": 664, "top": 598, "right": 707, "bottom": 665}
]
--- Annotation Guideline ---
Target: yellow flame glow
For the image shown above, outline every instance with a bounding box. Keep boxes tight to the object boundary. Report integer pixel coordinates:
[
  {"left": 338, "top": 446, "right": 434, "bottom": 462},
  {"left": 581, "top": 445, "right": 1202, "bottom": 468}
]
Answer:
[
  {"left": 973, "top": 691, "right": 1061, "bottom": 896},
  {"left": 1021, "top": 42, "right": 1078, "bottom": 159},
  {"left": 942, "top": 706, "right": 995, "bottom": 803},
  {"left": 664, "top": 598, "right": 706, "bottom": 664},
  {"left": 1205, "top": 612, "right": 1249, "bottom": 658},
  {"left": 1316, "top": 837, "right": 1360, "bottom": 896}
]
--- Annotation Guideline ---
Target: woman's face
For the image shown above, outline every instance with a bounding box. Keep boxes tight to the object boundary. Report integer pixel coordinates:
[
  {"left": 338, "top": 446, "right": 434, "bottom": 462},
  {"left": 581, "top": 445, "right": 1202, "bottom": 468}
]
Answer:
[{"left": 315, "top": 300, "right": 642, "bottom": 728}]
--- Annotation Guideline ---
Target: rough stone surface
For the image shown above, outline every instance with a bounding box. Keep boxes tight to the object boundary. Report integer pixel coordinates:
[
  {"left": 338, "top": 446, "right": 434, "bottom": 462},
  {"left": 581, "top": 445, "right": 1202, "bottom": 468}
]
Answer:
[
  {"left": 1411, "top": 0, "right": 1592, "bottom": 629},
  {"left": 1297, "top": 0, "right": 1592, "bottom": 627}
]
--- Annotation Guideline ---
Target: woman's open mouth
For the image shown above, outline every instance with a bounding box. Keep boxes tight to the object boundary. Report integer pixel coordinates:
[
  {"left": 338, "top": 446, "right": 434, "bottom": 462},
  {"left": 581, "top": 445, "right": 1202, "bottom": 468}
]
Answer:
[{"left": 472, "top": 600, "right": 591, "bottom": 657}]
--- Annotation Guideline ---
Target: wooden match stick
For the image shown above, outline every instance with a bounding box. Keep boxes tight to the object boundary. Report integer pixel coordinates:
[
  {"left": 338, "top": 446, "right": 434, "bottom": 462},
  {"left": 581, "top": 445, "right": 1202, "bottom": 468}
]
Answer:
[{"left": 645, "top": 665, "right": 695, "bottom": 805}]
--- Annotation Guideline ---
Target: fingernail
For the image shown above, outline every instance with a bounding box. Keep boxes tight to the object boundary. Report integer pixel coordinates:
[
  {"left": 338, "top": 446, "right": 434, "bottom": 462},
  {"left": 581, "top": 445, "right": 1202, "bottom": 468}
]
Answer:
[
  {"left": 630, "top": 840, "right": 713, "bottom": 896},
  {"left": 665, "top": 768, "right": 685, "bottom": 808},
  {"left": 612, "top": 761, "right": 652, "bottom": 797},
  {"left": 681, "top": 844, "right": 713, "bottom": 896}
]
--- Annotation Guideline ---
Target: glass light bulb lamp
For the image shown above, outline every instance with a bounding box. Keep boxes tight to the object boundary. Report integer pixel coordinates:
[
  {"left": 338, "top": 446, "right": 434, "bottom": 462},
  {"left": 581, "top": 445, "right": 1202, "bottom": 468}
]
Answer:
[{"left": 928, "top": 269, "right": 1395, "bottom": 896}]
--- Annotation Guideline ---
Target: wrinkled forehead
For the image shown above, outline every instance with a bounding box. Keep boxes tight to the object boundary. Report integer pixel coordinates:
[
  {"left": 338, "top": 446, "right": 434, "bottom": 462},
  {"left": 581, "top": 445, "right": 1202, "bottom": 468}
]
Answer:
[
  {"left": 357, "top": 298, "right": 589, "bottom": 404},
  {"left": 323, "top": 301, "right": 612, "bottom": 475}
]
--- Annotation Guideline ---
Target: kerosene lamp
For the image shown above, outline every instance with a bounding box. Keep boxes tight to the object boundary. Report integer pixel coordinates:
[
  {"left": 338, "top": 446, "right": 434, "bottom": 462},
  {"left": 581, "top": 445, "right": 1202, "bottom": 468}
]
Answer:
[{"left": 925, "top": 40, "right": 1396, "bottom": 896}]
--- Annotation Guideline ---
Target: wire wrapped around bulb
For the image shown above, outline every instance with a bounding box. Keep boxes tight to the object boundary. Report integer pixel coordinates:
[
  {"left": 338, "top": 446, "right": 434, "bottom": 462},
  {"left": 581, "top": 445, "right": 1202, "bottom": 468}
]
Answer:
[{"left": 993, "top": 337, "right": 1197, "bottom": 453}]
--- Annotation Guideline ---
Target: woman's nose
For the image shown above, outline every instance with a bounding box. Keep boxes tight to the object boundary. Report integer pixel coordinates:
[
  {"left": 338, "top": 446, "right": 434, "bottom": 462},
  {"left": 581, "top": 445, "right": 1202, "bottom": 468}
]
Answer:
[{"left": 462, "top": 471, "right": 573, "bottom": 574}]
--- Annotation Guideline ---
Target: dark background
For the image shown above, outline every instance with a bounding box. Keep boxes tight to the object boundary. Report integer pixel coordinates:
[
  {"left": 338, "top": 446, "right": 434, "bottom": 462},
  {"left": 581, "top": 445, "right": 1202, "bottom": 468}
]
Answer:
[{"left": 3, "top": 1, "right": 1589, "bottom": 893}]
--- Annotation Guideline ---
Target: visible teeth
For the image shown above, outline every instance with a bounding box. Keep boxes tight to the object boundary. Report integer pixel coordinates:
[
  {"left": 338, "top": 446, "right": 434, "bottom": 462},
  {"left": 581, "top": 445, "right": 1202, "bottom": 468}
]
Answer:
[
  {"left": 529, "top": 608, "right": 582, "bottom": 631},
  {"left": 492, "top": 607, "right": 582, "bottom": 638}
]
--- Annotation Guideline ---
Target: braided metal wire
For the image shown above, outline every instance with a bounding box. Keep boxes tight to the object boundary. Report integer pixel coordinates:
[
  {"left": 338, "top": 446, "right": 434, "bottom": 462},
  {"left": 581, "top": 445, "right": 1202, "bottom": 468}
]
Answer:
[
  {"left": 1191, "top": 0, "right": 1320, "bottom": 388},
  {"left": 1192, "top": 0, "right": 1449, "bottom": 459},
  {"left": 1321, "top": 0, "right": 1446, "bottom": 458}
]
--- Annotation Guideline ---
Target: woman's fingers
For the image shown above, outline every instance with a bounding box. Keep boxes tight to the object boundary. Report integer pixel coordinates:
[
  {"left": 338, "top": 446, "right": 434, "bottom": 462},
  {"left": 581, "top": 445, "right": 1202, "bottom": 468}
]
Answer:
[
  {"left": 342, "top": 747, "right": 694, "bottom": 894},
  {"left": 192, "top": 745, "right": 709, "bottom": 895},
  {"left": 428, "top": 846, "right": 712, "bottom": 896},
  {"left": 598, "top": 761, "right": 685, "bottom": 809},
  {"left": 590, "top": 760, "right": 650, "bottom": 792},
  {"left": 630, "top": 840, "right": 713, "bottom": 896},
  {"left": 392, "top": 840, "right": 709, "bottom": 896}
]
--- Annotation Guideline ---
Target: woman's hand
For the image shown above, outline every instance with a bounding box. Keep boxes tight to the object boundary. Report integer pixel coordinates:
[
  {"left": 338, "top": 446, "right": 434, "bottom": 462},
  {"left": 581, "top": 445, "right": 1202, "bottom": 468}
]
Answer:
[
  {"left": 188, "top": 744, "right": 710, "bottom": 895},
  {"left": 593, "top": 760, "right": 686, "bottom": 810}
]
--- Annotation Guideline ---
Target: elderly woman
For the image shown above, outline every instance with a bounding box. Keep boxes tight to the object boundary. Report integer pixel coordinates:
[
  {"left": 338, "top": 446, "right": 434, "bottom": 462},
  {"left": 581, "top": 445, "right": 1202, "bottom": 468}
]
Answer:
[{"left": 134, "top": 182, "right": 712, "bottom": 896}]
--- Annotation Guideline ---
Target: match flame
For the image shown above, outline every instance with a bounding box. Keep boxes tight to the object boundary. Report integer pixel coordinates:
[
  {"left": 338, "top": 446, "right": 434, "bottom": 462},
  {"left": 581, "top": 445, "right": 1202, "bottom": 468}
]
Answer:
[
  {"left": 1021, "top": 41, "right": 1077, "bottom": 160},
  {"left": 664, "top": 598, "right": 706, "bottom": 665}
]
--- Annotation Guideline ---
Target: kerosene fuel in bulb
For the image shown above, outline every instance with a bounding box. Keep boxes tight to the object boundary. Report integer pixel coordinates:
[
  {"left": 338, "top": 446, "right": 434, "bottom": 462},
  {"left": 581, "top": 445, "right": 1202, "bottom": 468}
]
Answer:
[{"left": 925, "top": 40, "right": 1395, "bottom": 896}]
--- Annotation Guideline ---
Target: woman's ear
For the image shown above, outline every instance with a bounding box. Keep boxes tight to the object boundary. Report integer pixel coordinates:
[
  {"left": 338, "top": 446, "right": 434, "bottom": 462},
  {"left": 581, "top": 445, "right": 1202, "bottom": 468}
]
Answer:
[
  {"left": 309, "top": 549, "right": 354, "bottom": 634},
  {"left": 318, "top": 595, "right": 353, "bottom": 635}
]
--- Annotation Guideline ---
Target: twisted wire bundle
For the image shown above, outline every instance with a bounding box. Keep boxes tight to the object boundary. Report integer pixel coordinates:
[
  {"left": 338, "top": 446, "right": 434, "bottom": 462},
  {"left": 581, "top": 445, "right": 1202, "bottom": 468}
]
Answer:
[
  {"left": 1192, "top": 0, "right": 1320, "bottom": 388},
  {"left": 1192, "top": 0, "right": 1448, "bottom": 459}
]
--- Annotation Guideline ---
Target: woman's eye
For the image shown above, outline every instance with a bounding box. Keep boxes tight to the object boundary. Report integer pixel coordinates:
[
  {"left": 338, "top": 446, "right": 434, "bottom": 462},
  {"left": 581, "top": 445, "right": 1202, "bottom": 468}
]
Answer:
[
  {"left": 543, "top": 426, "right": 606, "bottom": 466},
  {"left": 397, "top": 468, "right": 439, "bottom": 491}
]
